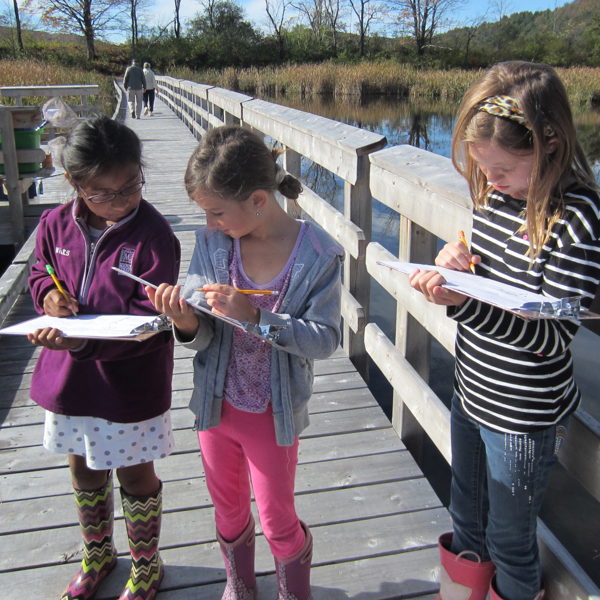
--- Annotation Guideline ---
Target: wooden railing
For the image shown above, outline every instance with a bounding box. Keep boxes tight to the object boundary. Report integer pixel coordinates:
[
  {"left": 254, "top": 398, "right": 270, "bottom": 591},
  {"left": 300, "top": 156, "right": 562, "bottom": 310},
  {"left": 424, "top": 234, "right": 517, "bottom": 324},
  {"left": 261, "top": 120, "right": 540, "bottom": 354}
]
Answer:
[
  {"left": 0, "top": 85, "right": 100, "bottom": 250},
  {"left": 155, "top": 75, "right": 600, "bottom": 598}
]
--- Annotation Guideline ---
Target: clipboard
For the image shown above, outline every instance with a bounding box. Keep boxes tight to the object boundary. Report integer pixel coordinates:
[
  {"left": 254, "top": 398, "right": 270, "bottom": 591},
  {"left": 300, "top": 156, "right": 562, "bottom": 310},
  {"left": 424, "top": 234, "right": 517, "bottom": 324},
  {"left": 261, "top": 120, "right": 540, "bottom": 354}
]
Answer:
[
  {"left": 0, "top": 313, "right": 171, "bottom": 341},
  {"left": 112, "top": 267, "right": 287, "bottom": 348},
  {"left": 378, "top": 261, "right": 600, "bottom": 322}
]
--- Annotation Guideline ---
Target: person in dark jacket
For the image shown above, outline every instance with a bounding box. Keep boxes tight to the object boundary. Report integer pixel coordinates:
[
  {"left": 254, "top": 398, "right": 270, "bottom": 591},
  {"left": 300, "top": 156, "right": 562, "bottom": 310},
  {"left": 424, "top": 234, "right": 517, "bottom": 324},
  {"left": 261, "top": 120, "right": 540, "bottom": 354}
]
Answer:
[
  {"left": 28, "top": 115, "right": 180, "bottom": 600},
  {"left": 123, "top": 58, "right": 146, "bottom": 119}
]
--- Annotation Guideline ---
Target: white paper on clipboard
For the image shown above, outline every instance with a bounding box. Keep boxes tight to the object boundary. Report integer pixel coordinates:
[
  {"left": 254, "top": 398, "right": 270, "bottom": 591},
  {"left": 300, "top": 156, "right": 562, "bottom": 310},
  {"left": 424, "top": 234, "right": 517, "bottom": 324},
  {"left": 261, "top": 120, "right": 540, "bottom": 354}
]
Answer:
[
  {"left": 112, "top": 267, "right": 288, "bottom": 347},
  {"left": 378, "top": 261, "right": 600, "bottom": 320},
  {"left": 0, "top": 313, "right": 170, "bottom": 341}
]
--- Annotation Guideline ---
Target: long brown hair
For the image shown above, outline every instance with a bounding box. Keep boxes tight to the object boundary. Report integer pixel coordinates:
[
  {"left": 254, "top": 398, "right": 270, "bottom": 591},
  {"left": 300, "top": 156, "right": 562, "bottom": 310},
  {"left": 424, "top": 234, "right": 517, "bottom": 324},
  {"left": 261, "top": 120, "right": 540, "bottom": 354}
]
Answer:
[
  {"left": 452, "top": 61, "right": 597, "bottom": 258},
  {"left": 185, "top": 126, "right": 302, "bottom": 203}
]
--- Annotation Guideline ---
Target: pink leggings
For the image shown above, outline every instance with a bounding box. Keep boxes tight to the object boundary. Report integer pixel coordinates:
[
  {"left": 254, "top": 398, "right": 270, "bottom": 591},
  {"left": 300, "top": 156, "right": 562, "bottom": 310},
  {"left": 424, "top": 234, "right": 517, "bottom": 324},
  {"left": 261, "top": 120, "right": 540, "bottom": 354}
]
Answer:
[{"left": 198, "top": 400, "right": 306, "bottom": 560}]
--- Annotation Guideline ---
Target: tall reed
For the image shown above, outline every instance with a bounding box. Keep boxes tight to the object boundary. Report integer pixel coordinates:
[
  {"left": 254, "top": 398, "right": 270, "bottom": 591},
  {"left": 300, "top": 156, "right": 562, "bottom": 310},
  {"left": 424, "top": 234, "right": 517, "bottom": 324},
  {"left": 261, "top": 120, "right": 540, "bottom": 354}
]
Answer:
[{"left": 166, "top": 62, "right": 600, "bottom": 106}]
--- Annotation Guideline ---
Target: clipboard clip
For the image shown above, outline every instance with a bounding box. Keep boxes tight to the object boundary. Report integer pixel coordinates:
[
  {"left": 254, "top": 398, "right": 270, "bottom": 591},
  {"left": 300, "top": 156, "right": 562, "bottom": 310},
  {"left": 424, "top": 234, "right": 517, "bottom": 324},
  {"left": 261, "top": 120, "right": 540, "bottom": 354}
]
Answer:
[
  {"left": 520, "top": 296, "right": 583, "bottom": 322},
  {"left": 242, "top": 322, "right": 287, "bottom": 343},
  {"left": 131, "top": 314, "right": 172, "bottom": 334}
]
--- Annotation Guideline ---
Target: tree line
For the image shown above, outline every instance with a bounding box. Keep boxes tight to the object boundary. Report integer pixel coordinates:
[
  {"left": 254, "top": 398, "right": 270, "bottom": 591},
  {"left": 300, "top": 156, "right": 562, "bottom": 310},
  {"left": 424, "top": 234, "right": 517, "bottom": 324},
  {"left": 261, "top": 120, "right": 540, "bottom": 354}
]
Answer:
[{"left": 1, "top": 0, "right": 599, "bottom": 71}]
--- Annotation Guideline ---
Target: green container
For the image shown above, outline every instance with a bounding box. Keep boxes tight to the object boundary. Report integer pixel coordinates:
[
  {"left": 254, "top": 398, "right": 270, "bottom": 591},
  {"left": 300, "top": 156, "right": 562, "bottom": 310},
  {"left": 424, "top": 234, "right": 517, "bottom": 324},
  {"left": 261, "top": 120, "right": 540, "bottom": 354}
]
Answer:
[{"left": 0, "top": 128, "right": 43, "bottom": 175}]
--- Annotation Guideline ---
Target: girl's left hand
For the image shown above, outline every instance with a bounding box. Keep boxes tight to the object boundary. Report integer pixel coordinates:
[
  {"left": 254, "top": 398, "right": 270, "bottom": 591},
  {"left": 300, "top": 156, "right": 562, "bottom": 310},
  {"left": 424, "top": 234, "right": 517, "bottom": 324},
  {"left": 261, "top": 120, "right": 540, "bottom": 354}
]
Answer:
[
  {"left": 409, "top": 269, "right": 468, "bottom": 306},
  {"left": 202, "top": 284, "right": 260, "bottom": 324},
  {"left": 28, "top": 327, "right": 83, "bottom": 351}
]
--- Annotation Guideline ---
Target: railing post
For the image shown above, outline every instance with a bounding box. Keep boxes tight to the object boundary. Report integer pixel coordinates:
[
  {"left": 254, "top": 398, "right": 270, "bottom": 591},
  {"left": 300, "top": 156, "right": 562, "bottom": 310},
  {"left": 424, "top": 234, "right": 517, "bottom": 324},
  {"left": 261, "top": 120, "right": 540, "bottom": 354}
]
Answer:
[
  {"left": 393, "top": 216, "right": 437, "bottom": 464},
  {"left": 0, "top": 107, "right": 25, "bottom": 251},
  {"left": 343, "top": 164, "right": 371, "bottom": 382},
  {"left": 283, "top": 148, "right": 301, "bottom": 216}
]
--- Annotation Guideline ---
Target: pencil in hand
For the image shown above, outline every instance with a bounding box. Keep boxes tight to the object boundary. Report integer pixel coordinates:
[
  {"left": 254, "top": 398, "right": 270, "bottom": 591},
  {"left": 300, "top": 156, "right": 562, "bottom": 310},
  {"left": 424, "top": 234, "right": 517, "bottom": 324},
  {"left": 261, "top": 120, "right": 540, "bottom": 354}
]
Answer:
[
  {"left": 458, "top": 231, "right": 476, "bottom": 274},
  {"left": 46, "top": 264, "right": 78, "bottom": 317},
  {"left": 195, "top": 287, "right": 280, "bottom": 296}
]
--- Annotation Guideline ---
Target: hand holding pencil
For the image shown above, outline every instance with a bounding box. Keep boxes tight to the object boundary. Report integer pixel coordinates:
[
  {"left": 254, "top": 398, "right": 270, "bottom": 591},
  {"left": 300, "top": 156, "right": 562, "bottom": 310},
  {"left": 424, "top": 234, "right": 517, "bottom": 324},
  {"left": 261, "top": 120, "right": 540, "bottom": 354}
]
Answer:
[{"left": 44, "top": 265, "right": 78, "bottom": 317}]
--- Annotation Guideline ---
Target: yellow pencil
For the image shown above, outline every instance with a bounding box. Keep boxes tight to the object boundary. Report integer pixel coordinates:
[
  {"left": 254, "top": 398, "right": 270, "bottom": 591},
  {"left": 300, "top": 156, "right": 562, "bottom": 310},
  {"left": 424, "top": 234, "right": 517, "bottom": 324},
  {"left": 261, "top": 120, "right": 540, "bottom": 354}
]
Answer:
[
  {"left": 458, "top": 231, "right": 476, "bottom": 274},
  {"left": 195, "top": 287, "right": 280, "bottom": 296},
  {"left": 46, "top": 265, "right": 78, "bottom": 317}
]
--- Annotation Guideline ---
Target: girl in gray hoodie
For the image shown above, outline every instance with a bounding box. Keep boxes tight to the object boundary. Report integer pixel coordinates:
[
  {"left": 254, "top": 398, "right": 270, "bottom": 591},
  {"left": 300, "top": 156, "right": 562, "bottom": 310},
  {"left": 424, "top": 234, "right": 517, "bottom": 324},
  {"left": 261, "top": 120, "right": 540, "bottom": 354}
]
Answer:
[{"left": 148, "top": 125, "right": 343, "bottom": 600}]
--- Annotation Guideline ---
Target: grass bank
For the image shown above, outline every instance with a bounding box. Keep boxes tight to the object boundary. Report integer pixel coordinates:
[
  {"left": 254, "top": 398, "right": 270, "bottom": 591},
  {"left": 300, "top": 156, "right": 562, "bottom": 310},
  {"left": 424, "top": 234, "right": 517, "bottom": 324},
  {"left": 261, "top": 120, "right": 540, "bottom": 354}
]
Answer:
[
  {"left": 0, "top": 58, "right": 116, "bottom": 114},
  {"left": 166, "top": 62, "right": 600, "bottom": 106}
]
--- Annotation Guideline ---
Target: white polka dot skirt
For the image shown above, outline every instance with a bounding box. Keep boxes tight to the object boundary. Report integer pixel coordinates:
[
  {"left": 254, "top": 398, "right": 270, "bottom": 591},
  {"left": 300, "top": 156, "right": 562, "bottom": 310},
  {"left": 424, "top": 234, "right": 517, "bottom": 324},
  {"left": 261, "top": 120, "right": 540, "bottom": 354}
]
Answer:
[{"left": 43, "top": 410, "right": 175, "bottom": 470}]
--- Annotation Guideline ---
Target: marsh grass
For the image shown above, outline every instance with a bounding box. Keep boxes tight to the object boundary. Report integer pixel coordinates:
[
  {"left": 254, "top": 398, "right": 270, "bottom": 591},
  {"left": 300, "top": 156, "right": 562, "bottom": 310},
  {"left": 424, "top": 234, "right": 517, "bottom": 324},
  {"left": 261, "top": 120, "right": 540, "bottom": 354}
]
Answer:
[
  {"left": 0, "top": 58, "right": 116, "bottom": 114},
  {"left": 167, "top": 62, "right": 600, "bottom": 106}
]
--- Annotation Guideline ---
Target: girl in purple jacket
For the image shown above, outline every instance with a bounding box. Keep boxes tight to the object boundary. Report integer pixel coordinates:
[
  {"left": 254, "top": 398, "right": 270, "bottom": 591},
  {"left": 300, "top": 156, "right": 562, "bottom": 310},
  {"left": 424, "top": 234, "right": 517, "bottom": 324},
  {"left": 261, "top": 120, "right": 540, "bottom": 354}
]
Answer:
[{"left": 27, "top": 115, "right": 180, "bottom": 600}]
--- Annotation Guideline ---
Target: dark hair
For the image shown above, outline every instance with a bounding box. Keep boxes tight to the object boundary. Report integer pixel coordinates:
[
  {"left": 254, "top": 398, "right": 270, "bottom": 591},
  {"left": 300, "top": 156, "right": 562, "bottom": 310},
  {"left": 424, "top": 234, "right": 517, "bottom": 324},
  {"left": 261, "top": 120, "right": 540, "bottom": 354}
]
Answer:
[
  {"left": 184, "top": 126, "right": 303, "bottom": 202},
  {"left": 61, "top": 114, "right": 144, "bottom": 185},
  {"left": 452, "top": 61, "right": 597, "bottom": 258}
]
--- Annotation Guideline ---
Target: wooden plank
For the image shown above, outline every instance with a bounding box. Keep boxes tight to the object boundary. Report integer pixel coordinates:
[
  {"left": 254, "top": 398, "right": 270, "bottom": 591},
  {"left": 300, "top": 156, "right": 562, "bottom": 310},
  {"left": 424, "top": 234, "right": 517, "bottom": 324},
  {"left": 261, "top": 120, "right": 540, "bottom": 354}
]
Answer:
[
  {"left": 207, "top": 87, "right": 252, "bottom": 120},
  {"left": 0, "top": 149, "right": 46, "bottom": 164},
  {"left": 365, "top": 323, "right": 451, "bottom": 464},
  {"left": 369, "top": 145, "right": 472, "bottom": 244},
  {"left": 0, "top": 262, "right": 30, "bottom": 327},
  {"left": 366, "top": 241, "right": 457, "bottom": 355},
  {"left": 1, "top": 85, "right": 99, "bottom": 98},
  {"left": 0, "top": 545, "right": 442, "bottom": 600},
  {"left": 296, "top": 184, "right": 365, "bottom": 260}
]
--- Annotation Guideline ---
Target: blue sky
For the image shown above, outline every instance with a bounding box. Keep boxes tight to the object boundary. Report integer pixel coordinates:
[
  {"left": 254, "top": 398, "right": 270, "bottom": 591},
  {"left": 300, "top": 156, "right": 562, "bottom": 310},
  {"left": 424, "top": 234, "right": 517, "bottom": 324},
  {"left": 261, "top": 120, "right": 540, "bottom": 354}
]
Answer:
[{"left": 148, "top": 0, "right": 571, "bottom": 38}]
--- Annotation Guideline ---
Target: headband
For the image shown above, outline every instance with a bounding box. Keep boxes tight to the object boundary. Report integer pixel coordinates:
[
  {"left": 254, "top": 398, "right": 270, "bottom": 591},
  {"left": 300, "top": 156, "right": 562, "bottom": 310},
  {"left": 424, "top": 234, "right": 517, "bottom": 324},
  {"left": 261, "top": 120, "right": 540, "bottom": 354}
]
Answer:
[{"left": 478, "top": 95, "right": 556, "bottom": 138}]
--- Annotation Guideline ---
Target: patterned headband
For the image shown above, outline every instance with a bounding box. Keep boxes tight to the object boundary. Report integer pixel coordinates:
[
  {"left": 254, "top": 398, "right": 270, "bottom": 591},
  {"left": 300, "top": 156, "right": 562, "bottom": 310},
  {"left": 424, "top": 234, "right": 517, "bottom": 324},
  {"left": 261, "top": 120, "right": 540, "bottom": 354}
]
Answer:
[{"left": 478, "top": 95, "right": 556, "bottom": 137}]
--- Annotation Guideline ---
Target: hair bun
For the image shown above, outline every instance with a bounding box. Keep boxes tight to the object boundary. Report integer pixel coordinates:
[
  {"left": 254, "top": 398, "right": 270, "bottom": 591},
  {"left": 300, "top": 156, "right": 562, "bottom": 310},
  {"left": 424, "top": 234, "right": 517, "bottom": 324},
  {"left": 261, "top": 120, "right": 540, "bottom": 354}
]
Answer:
[{"left": 278, "top": 173, "right": 303, "bottom": 200}]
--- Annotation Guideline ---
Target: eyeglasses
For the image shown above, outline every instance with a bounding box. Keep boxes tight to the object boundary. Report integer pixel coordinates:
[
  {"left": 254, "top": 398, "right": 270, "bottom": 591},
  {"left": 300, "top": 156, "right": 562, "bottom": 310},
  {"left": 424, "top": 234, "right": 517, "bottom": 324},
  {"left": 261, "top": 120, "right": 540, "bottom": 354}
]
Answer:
[{"left": 78, "top": 180, "right": 145, "bottom": 204}]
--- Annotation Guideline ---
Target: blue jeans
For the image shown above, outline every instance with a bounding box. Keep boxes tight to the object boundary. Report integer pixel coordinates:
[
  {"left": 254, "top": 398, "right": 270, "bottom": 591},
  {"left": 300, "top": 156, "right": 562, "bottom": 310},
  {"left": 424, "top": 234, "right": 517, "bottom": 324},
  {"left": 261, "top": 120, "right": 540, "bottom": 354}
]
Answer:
[{"left": 449, "top": 394, "right": 566, "bottom": 600}]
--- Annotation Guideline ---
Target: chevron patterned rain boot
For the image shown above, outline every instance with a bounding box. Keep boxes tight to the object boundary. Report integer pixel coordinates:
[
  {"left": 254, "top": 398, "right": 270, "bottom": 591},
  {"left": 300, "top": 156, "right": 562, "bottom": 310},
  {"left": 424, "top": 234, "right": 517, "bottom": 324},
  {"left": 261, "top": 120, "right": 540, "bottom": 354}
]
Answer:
[
  {"left": 274, "top": 521, "right": 314, "bottom": 600},
  {"left": 436, "top": 532, "right": 495, "bottom": 600},
  {"left": 119, "top": 482, "right": 164, "bottom": 600},
  {"left": 216, "top": 514, "right": 258, "bottom": 600},
  {"left": 61, "top": 473, "right": 117, "bottom": 600}
]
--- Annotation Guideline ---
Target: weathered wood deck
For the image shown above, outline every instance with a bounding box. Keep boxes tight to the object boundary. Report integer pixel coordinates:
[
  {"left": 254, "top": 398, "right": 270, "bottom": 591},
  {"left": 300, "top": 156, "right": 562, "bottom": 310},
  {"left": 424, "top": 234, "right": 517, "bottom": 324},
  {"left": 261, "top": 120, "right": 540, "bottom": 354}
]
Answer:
[{"left": 0, "top": 96, "right": 449, "bottom": 599}]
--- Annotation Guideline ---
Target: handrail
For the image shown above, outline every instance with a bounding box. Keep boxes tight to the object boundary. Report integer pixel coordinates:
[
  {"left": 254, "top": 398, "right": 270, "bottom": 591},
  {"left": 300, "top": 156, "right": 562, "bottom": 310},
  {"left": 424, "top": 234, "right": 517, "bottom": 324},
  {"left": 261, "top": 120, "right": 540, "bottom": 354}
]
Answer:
[
  {"left": 151, "top": 76, "right": 600, "bottom": 597},
  {"left": 155, "top": 75, "right": 386, "bottom": 379}
]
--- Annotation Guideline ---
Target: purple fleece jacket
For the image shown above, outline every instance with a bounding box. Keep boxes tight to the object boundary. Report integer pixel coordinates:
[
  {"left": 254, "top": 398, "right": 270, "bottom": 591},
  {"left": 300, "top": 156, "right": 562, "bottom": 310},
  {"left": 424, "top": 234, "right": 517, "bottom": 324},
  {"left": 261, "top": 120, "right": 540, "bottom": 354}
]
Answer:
[{"left": 29, "top": 198, "right": 181, "bottom": 423}]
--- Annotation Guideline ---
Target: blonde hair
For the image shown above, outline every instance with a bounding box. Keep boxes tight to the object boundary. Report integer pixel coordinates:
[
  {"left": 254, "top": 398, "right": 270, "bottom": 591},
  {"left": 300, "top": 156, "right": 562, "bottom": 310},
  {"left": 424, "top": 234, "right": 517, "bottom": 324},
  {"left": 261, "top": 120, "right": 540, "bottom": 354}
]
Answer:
[{"left": 452, "top": 61, "right": 597, "bottom": 258}]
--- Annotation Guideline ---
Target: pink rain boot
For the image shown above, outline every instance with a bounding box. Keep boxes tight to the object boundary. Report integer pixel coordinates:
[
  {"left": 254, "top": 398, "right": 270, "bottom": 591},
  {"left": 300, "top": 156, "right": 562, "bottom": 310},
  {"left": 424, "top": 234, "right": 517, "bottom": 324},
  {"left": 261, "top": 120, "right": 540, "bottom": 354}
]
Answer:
[
  {"left": 274, "top": 521, "right": 314, "bottom": 600},
  {"left": 489, "top": 575, "right": 545, "bottom": 600},
  {"left": 436, "top": 532, "right": 495, "bottom": 600},
  {"left": 216, "top": 514, "right": 258, "bottom": 600}
]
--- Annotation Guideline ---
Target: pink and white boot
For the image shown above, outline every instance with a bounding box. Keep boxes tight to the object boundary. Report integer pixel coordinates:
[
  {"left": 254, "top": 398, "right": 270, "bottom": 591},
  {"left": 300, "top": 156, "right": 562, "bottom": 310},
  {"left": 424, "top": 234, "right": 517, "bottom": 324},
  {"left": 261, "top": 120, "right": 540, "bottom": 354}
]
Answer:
[
  {"left": 274, "top": 521, "right": 314, "bottom": 600},
  {"left": 436, "top": 532, "right": 495, "bottom": 600},
  {"left": 216, "top": 514, "right": 258, "bottom": 600}
]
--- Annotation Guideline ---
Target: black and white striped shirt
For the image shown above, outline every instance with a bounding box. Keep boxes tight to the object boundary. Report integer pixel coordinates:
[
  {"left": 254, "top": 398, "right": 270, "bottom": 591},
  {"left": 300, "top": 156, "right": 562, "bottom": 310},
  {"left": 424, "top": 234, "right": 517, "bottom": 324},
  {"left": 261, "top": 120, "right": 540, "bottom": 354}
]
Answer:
[{"left": 448, "top": 186, "right": 600, "bottom": 434}]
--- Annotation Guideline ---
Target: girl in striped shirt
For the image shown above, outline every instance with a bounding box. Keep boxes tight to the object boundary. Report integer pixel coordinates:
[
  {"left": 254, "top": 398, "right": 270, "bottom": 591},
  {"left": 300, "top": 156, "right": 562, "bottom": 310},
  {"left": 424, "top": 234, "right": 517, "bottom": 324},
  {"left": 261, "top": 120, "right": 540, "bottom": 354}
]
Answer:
[{"left": 410, "top": 61, "right": 600, "bottom": 600}]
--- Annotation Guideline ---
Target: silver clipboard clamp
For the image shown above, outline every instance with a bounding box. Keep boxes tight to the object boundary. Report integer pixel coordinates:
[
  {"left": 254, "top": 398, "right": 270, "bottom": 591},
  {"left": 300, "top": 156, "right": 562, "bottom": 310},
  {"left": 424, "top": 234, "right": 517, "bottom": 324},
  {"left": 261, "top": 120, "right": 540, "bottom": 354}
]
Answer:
[
  {"left": 130, "top": 314, "right": 173, "bottom": 334},
  {"left": 242, "top": 323, "right": 287, "bottom": 344},
  {"left": 520, "top": 296, "right": 584, "bottom": 323}
]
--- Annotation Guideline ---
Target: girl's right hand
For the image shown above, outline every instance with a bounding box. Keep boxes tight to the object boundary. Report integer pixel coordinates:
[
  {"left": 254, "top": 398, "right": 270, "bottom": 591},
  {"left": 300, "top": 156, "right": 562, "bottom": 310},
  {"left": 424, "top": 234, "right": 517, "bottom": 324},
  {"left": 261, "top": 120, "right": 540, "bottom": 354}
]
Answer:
[
  {"left": 43, "top": 288, "right": 79, "bottom": 318},
  {"left": 146, "top": 284, "right": 199, "bottom": 338},
  {"left": 435, "top": 239, "right": 481, "bottom": 272},
  {"left": 28, "top": 327, "right": 83, "bottom": 351}
]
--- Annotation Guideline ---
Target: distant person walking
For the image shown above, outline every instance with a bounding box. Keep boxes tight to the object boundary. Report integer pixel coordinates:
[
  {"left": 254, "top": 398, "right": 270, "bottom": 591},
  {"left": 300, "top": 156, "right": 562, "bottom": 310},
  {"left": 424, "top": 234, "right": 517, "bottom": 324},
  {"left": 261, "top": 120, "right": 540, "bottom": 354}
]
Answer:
[
  {"left": 143, "top": 62, "right": 156, "bottom": 116},
  {"left": 124, "top": 58, "right": 146, "bottom": 119}
]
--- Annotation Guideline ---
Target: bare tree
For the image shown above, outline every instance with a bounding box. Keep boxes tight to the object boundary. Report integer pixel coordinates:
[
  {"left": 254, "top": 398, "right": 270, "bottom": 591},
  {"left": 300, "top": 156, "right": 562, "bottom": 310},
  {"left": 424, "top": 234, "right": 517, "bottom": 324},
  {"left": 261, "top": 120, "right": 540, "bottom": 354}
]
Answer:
[
  {"left": 348, "top": 0, "right": 382, "bottom": 56},
  {"left": 490, "top": 0, "right": 513, "bottom": 21},
  {"left": 391, "top": 0, "right": 465, "bottom": 56},
  {"left": 265, "top": 0, "right": 289, "bottom": 60},
  {"left": 173, "top": 0, "right": 180, "bottom": 36},
  {"left": 125, "top": 0, "right": 153, "bottom": 58},
  {"left": 291, "top": 0, "right": 325, "bottom": 44},
  {"left": 324, "top": 0, "right": 346, "bottom": 55},
  {"left": 27, "top": 0, "right": 124, "bottom": 59},
  {"left": 12, "top": 0, "right": 23, "bottom": 51}
]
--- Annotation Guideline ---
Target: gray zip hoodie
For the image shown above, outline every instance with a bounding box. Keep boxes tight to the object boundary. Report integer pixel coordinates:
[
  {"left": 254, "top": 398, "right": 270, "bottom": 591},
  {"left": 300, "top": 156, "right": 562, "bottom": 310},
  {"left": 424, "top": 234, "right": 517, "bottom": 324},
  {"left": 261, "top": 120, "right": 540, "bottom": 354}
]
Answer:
[{"left": 175, "top": 221, "right": 343, "bottom": 446}]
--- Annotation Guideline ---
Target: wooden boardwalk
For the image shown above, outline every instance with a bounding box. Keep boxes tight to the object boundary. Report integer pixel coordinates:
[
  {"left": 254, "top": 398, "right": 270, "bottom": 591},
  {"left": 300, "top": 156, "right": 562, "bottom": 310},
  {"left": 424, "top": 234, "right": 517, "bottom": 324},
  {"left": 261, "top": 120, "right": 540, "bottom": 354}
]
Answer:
[{"left": 0, "top": 96, "right": 450, "bottom": 599}]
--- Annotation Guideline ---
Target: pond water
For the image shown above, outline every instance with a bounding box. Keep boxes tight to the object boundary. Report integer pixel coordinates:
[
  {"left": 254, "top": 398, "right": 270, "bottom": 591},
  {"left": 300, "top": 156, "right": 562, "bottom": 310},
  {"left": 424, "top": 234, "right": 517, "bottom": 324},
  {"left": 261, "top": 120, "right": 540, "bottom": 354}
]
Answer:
[{"left": 263, "top": 94, "right": 600, "bottom": 586}]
